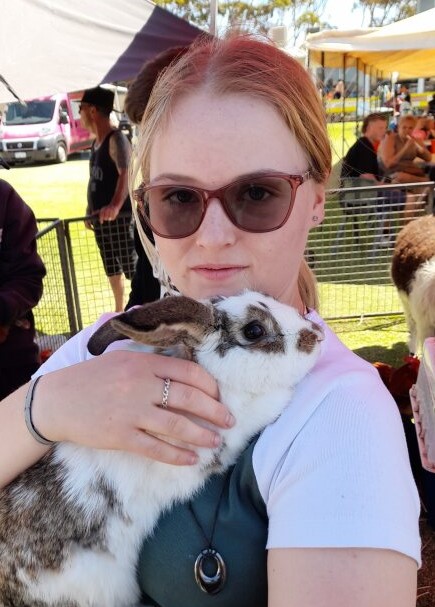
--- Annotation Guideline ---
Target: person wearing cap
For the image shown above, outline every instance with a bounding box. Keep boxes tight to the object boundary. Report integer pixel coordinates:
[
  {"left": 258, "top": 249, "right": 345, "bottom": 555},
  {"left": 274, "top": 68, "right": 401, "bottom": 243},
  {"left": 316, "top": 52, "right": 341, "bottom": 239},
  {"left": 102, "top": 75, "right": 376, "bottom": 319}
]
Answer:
[
  {"left": 0, "top": 178, "right": 46, "bottom": 400},
  {"left": 79, "top": 86, "right": 137, "bottom": 312},
  {"left": 123, "top": 46, "right": 189, "bottom": 310}
]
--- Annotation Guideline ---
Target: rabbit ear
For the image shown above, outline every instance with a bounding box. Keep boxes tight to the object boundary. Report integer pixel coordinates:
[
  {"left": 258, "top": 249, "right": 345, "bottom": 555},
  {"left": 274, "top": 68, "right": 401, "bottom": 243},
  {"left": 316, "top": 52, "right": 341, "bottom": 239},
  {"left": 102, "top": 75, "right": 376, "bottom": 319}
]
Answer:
[
  {"left": 87, "top": 320, "right": 127, "bottom": 355},
  {"left": 87, "top": 296, "right": 216, "bottom": 356}
]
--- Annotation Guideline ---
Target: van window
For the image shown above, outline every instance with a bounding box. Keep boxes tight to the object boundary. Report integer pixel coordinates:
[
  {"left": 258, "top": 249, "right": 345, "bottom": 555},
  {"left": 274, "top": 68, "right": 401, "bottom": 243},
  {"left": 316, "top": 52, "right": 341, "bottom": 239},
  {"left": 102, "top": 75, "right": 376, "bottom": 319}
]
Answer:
[
  {"left": 70, "top": 99, "right": 82, "bottom": 121},
  {"left": 4, "top": 100, "right": 56, "bottom": 125}
]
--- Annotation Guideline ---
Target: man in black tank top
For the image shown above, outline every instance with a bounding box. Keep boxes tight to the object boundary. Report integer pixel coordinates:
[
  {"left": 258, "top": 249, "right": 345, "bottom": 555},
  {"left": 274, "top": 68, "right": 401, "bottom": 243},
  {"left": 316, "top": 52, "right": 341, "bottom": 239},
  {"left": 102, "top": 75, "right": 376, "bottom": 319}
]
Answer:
[{"left": 79, "top": 87, "right": 137, "bottom": 312}]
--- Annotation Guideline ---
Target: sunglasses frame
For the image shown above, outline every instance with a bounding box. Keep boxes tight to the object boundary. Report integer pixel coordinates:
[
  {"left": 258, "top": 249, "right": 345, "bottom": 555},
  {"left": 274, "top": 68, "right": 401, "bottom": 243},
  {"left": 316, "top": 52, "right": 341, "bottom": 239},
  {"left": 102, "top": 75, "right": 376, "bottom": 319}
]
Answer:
[{"left": 133, "top": 171, "right": 311, "bottom": 239}]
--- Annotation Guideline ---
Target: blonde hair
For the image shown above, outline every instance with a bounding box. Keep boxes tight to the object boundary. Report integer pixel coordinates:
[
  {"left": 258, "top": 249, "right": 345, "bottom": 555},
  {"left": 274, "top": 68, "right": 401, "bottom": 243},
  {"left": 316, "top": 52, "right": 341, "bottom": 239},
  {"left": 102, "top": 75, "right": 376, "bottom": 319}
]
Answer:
[{"left": 130, "top": 35, "right": 331, "bottom": 309}]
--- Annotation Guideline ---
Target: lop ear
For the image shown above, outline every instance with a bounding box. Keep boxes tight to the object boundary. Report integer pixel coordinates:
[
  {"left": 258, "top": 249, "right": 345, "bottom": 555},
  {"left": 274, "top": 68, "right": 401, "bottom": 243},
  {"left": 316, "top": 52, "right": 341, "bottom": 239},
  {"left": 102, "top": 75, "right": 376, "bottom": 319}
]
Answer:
[{"left": 87, "top": 296, "right": 216, "bottom": 356}]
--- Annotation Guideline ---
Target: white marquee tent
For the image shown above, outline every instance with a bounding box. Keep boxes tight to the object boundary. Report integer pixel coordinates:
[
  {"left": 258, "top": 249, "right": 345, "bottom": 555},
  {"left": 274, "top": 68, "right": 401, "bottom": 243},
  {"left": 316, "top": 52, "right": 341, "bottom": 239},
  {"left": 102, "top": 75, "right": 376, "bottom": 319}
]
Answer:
[
  {"left": 305, "top": 8, "right": 435, "bottom": 79},
  {"left": 0, "top": 0, "right": 204, "bottom": 103}
]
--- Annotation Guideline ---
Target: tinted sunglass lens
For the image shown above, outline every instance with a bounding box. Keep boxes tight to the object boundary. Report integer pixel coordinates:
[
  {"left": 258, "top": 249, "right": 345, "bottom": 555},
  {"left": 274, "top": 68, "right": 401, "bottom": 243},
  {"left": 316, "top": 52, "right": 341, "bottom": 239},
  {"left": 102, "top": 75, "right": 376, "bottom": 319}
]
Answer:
[
  {"left": 146, "top": 186, "right": 204, "bottom": 237},
  {"left": 226, "top": 177, "right": 293, "bottom": 231}
]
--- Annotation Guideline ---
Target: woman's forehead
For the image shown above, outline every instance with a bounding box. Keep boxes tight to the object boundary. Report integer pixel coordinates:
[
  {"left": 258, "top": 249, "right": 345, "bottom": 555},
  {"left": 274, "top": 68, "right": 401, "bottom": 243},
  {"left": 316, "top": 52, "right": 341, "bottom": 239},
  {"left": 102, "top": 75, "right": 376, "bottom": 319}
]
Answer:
[{"left": 149, "top": 91, "right": 308, "bottom": 183}]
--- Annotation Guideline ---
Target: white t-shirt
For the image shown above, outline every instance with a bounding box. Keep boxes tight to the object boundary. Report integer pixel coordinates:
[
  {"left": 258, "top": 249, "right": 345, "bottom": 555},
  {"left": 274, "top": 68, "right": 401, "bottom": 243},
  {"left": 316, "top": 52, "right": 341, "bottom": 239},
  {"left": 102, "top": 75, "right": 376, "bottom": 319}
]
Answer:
[
  {"left": 255, "top": 312, "right": 421, "bottom": 565},
  {"left": 35, "top": 310, "right": 421, "bottom": 566}
]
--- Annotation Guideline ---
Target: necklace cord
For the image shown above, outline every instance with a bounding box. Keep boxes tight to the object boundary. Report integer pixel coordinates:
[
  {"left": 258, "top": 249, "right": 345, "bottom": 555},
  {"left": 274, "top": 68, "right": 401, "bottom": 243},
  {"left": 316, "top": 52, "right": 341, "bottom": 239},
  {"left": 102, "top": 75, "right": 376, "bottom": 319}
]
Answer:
[{"left": 188, "top": 470, "right": 231, "bottom": 549}]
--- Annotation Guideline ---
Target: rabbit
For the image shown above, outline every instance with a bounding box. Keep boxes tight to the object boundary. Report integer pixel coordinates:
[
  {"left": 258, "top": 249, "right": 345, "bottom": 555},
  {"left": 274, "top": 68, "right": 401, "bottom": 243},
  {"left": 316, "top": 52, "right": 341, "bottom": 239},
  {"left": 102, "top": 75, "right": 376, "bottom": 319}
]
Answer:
[
  {"left": 0, "top": 290, "right": 323, "bottom": 607},
  {"left": 391, "top": 215, "right": 435, "bottom": 355}
]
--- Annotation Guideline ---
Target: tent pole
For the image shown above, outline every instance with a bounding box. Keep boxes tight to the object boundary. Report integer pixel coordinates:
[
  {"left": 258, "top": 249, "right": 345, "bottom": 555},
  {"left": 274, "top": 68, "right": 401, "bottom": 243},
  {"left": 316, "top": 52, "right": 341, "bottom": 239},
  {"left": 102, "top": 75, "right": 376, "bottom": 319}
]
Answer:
[
  {"left": 320, "top": 51, "right": 325, "bottom": 105},
  {"left": 376, "top": 69, "right": 380, "bottom": 108},
  {"left": 342, "top": 53, "right": 346, "bottom": 158},
  {"left": 363, "top": 62, "right": 367, "bottom": 121},
  {"left": 210, "top": 0, "right": 218, "bottom": 35},
  {"left": 355, "top": 59, "right": 360, "bottom": 137}
]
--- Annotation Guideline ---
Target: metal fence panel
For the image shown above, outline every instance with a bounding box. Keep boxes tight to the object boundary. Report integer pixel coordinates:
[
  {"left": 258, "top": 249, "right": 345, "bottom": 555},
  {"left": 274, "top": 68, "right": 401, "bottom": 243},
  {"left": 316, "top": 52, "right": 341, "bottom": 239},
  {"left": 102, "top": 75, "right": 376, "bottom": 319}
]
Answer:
[
  {"left": 311, "top": 182, "right": 434, "bottom": 319},
  {"left": 34, "top": 183, "right": 434, "bottom": 353},
  {"left": 35, "top": 220, "right": 73, "bottom": 356}
]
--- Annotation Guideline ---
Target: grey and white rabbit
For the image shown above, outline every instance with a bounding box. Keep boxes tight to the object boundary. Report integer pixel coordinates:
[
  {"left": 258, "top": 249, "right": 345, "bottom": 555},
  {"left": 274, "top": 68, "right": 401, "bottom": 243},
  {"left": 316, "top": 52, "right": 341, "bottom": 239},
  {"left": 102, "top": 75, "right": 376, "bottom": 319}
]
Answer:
[{"left": 0, "top": 290, "right": 322, "bottom": 607}]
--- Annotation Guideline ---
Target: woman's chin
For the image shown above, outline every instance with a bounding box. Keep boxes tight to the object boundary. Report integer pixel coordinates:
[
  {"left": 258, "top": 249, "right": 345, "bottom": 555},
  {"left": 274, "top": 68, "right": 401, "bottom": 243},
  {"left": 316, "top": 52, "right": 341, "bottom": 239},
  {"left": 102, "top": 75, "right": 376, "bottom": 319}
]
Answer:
[{"left": 185, "top": 283, "right": 253, "bottom": 301}]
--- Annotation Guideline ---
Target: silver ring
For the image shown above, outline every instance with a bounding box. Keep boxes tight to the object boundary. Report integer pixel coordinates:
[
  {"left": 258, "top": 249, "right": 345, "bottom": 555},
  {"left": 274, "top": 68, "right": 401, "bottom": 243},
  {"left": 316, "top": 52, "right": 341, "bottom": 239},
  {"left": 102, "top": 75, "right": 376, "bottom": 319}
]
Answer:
[{"left": 161, "top": 378, "right": 171, "bottom": 408}]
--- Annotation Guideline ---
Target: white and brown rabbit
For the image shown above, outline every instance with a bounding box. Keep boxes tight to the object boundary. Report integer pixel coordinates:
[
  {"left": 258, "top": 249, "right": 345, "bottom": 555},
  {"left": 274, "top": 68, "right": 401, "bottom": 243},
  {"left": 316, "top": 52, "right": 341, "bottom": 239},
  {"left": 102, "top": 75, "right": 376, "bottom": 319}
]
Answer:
[{"left": 0, "top": 291, "right": 322, "bottom": 607}]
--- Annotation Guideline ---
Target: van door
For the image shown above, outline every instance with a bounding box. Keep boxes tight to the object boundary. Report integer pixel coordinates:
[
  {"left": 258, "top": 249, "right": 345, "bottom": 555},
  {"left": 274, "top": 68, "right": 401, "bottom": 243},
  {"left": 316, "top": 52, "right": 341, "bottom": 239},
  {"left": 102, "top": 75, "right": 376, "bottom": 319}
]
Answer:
[{"left": 59, "top": 99, "right": 71, "bottom": 153}]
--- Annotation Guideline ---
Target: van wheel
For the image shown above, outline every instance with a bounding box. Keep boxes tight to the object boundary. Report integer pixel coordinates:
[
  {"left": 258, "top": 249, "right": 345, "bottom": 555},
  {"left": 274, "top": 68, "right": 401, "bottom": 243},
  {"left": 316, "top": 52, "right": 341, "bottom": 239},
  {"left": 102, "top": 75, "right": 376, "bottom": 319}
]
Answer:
[{"left": 55, "top": 143, "right": 67, "bottom": 163}]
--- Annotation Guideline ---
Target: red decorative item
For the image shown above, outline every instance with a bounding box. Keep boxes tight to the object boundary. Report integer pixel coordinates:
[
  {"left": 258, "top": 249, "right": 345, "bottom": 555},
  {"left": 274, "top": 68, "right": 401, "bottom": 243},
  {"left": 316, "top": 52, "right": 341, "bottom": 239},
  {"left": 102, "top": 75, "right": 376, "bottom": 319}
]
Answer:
[
  {"left": 373, "top": 356, "right": 420, "bottom": 416},
  {"left": 39, "top": 349, "right": 53, "bottom": 364}
]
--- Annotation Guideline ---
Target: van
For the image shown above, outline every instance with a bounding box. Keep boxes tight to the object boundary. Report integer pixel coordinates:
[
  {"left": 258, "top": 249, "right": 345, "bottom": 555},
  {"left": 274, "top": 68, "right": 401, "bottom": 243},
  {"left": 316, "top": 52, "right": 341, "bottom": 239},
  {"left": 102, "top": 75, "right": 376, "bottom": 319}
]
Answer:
[{"left": 0, "top": 92, "right": 93, "bottom": 165}]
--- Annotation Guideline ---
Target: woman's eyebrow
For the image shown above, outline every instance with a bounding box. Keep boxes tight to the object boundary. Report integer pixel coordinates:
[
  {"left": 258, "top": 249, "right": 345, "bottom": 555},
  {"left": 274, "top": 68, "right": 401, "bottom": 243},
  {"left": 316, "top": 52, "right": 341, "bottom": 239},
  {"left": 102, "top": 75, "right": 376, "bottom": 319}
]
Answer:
[
  {"left": 151, "top": 173, "right": 191, "bottom": 183},
  {"left": 150, "top": 169, "right": 299, "bottom": 185}
]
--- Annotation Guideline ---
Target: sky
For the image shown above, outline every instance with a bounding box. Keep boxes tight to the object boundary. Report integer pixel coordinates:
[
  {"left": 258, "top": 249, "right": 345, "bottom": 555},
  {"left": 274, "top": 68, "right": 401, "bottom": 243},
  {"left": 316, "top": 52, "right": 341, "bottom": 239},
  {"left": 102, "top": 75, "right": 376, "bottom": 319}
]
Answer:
[{"left": 322, "top": 0, "right": 366, "bottom": 30}]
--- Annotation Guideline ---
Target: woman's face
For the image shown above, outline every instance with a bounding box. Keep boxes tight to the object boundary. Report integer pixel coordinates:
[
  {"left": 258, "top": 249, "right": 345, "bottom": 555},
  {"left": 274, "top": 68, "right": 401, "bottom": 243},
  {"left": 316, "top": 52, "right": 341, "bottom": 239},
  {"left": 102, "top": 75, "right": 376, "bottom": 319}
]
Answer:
[
  {"left": 398, "top": 119, "right": 415, "bottom": 138},
  {"left": 149, "top": 91, "right": 325, "bottom": 309}
]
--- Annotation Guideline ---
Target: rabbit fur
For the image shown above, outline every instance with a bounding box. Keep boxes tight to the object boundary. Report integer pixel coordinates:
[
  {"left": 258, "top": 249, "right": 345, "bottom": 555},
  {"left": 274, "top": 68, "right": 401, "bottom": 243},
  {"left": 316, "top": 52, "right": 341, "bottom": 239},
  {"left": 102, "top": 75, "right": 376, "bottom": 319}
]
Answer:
[
  {"left": 0, "top": 290, "right": 322, "bottom": 607},
  {"left": 391, "top": 215, "right": 435, "bottom": 355}
]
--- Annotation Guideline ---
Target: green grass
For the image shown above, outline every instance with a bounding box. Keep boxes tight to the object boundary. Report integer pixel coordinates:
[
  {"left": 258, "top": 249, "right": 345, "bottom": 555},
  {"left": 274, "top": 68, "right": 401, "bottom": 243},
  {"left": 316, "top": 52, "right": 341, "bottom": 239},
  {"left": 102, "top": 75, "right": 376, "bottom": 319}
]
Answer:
[
  {"left": 327, "top": 120, "right": 358, "bottom": 165},
  {"left": 0, "top": 146, "right": 410, "bottom": 368},
  {"left": 3, "top": 154, "right": 89, "bottom": 219},
  {"left": 328, "top": 315, "right": 409, "bottom": 367}
]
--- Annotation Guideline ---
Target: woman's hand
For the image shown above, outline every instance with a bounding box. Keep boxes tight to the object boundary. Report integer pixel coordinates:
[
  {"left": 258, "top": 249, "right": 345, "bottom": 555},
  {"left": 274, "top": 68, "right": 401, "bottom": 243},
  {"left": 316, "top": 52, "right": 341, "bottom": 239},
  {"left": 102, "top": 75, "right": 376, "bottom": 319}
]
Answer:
[
  {"left": 0, "top": 350, "right": 233, "bottom": 489},
  {"left": 32, "top": 351, "right": 234, "bottom": 464}
]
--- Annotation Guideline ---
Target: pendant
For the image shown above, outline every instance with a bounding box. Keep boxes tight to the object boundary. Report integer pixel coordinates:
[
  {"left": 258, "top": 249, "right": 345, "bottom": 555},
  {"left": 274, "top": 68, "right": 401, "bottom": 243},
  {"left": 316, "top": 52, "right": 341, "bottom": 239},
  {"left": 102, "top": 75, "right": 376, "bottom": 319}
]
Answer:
[{"left": 194, "top": 548, "right": 227, "bottom": 594}]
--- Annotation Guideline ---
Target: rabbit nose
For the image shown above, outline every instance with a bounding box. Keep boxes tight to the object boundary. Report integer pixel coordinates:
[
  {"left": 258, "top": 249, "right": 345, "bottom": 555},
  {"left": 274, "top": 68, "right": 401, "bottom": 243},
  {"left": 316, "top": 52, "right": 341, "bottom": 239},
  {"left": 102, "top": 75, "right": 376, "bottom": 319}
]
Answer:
[{"left": 296, "top": 327, "right": 321, "bottom": 354}]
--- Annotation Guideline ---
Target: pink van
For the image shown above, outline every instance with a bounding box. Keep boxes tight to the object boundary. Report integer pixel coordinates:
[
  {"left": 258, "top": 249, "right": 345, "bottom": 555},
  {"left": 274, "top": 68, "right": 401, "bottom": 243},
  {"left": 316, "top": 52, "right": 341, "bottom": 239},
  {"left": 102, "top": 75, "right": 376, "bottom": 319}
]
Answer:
[{"left": 0, "top": 92, "right": 92, "bottom": 165}]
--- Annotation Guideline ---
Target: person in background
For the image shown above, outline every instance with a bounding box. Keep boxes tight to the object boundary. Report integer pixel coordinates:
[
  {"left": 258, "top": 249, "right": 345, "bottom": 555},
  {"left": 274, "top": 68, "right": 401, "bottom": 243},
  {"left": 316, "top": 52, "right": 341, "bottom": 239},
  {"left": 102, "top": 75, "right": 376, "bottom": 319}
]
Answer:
[
  {"left": 341, "top": 112, "right": 387, "bottom": 185},
  {"left": 123, "top": 46, "right": 189, "bottom": 309},
  {"left": 79, "top": 86, "right": 137, "bottom": 312},
  {"left": 412, "top": 117, "right": 431, "bottom": 144},
  {"left": 0, "top": 35, "right": 419, "bottom": 607},
  {"left": 427, "top": 93, "right": 435, "bottom": 116},
  {"left": 333, "top": 79, "right": 344, "bottom": 99},
  {"left": 338, "top": 113, "right": 398, "bottom": 246},
  {"left": 0, "top": 176, "right": 46, "bottom": 400},
  {"left": 426, "top": 115, "right": 435, "bottom": 139},
  {"left": 399, "top": 94, "right": 413, "bottom": 117},
  {"left": 378, "top": 114, "right": 432, "bottom": 220}
]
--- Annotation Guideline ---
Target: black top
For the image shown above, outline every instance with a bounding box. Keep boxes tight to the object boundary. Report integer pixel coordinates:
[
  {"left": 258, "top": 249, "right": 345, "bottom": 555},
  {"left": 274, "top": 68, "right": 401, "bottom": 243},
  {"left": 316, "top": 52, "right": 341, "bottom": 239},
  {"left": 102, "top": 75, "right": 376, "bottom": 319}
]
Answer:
[
  {"left": 341, "top": 136, "right": 382, "bottom": 181},
  {"left": 137, "top": 437, "right": 269, "bottom": 607},
  {"left": 0, "top": 180, "right": 46, "bottom": 397},
  {"left": 87, "top": 130, "right": 131, "bottom": 213}
]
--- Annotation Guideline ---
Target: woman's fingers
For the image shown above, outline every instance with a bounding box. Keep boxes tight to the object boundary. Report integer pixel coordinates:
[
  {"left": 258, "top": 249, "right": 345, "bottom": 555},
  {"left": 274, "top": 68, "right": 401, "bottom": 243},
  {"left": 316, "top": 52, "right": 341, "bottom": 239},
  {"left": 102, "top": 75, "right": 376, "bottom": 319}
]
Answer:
[
  {"left": 151, "top": 375, "right": 235, "bottom": 431},
  {"left": 35, "top": 350, "right": 235, "bottom": 465},
  {"left": 140, "top": 403, "right": 224, "bottom": 448},
  {"left": 128, "top": 428, "right": 200, "bottom": 466}
]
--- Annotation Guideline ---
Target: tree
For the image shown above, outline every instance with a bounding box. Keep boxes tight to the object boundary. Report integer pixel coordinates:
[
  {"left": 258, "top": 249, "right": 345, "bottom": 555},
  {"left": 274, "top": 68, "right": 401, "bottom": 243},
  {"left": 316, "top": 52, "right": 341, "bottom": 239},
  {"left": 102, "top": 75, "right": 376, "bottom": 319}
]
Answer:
[
  {"left": 353, "top": 0, "right": 416, "bottom": 26},
  {"left": 154, "top": 0, "right": 329, "bottom": 44}
]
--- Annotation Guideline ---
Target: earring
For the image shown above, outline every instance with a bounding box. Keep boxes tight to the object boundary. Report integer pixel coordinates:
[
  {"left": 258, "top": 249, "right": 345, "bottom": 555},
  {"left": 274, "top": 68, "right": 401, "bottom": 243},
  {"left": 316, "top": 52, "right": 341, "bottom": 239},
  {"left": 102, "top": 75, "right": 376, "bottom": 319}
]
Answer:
[{"left": 312, "top": 215, "right": 318, "bottom": 222}]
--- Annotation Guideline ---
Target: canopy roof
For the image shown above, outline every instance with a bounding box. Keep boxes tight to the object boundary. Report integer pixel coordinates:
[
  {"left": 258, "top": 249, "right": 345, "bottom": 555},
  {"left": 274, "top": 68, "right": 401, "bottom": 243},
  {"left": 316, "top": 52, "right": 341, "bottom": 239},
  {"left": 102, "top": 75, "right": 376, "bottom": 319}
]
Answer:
[
  {"left": 305, "top": 9, "right": 435, "bottom": 78},
  {"left": 0, "top": 0, "right": 204, "bottom": 103}
]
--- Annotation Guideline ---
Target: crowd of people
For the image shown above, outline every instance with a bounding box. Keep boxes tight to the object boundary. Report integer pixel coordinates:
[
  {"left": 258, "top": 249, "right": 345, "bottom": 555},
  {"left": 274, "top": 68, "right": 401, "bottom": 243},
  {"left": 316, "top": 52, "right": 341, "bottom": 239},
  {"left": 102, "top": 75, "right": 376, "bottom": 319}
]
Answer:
[
  {"left": 0, "top": 35, "right": 429, "bottom": 607},
  {"left": 341, "top": 111, "right": 435, "bottom": 228}
]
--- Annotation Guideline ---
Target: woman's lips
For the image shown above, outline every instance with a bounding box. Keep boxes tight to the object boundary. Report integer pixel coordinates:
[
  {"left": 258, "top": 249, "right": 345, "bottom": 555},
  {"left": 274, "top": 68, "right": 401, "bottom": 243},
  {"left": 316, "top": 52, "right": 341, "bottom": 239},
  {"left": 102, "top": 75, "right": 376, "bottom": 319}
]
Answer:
[{"left": 191, "top": 265, "right": 247, "bottom": 280}]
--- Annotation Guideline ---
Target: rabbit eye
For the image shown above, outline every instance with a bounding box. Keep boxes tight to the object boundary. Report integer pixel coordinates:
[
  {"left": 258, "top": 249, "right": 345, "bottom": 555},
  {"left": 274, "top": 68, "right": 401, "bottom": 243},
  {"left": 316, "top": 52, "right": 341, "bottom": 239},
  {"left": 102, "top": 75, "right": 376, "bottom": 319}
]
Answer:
[{"left": 243, "top": 321, "right": 266, "bottom": 341}]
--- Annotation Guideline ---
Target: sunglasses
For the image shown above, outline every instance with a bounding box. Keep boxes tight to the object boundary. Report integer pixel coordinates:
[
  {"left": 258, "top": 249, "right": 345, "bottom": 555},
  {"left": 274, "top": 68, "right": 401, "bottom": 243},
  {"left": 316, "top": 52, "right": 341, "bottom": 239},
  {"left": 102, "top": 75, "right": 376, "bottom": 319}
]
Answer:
[{"left": 133, "top": 171, "right": 311, "bottom": 239}]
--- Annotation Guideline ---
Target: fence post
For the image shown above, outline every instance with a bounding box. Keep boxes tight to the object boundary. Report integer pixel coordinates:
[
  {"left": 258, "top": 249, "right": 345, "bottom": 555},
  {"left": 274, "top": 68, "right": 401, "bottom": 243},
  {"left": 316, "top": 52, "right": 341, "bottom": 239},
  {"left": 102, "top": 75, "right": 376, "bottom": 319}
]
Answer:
[
  {"left": 55, "top": 220, "right": 80, "bottom": 335},
  {"left": 62, "top": 219, "right": 84, "bottom": 332},
  {"left": 426, "top": 184, "right": 435, "bottom": 214}
]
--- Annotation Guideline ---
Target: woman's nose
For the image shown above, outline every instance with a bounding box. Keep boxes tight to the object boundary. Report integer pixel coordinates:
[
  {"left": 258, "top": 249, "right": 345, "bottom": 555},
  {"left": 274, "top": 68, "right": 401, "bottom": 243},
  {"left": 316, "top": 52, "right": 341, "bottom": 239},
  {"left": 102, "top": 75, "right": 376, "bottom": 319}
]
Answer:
[{"left": 195, "top": 197, "right": 236, "bottom": 247}]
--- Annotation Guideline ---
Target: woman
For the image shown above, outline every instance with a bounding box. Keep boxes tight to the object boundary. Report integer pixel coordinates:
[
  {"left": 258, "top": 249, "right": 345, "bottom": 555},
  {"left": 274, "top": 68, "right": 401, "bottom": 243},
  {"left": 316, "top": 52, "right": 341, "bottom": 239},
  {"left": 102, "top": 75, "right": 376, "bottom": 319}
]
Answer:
[
  {"left": 378, "top": 114, "right": 432, "bottom": 220},
  {"left": 0, "top": 36, "right": 420, "bottom": 606}
]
